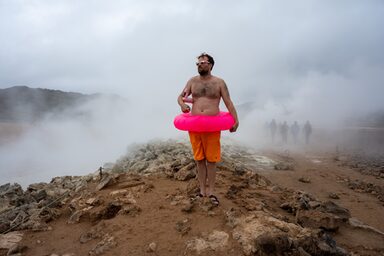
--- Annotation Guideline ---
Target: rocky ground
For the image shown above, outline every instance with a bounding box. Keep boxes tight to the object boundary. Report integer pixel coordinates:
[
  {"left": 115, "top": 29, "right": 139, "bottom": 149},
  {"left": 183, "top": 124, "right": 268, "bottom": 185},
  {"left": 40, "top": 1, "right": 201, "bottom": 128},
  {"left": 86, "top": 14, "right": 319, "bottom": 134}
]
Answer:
[{"left": 1, "top": 139, "right": 383, "bottom": 256}]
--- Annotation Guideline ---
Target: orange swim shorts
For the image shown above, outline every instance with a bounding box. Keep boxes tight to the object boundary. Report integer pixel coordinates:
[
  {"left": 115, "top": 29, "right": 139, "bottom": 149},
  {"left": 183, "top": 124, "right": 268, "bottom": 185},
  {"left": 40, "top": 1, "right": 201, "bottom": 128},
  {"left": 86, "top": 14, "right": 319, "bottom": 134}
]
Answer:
[{"left": 188, "top": 131, "right": 221, "bottom": 163}]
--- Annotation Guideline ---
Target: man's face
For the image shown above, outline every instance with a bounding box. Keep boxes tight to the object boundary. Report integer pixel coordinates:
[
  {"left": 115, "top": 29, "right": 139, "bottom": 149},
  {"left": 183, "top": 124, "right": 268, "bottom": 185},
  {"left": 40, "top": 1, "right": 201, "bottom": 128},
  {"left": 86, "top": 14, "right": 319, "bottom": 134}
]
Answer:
[{"left": 196, "top": 56, "right": 211, "bottom": 76}]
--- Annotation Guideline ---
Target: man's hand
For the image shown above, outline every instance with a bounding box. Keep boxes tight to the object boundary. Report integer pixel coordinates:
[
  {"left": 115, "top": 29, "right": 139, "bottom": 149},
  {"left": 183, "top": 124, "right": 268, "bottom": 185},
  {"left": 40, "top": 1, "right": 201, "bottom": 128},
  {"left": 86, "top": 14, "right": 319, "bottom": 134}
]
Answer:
[
  {"left": 181, "top": 104, "right": 191, "bottom": 113},
  {"left": 230, "top": 122, "right": 239, "bottom": 133},
  {"left": 183, "top": 97, "right": 194, "bottom": 103}
]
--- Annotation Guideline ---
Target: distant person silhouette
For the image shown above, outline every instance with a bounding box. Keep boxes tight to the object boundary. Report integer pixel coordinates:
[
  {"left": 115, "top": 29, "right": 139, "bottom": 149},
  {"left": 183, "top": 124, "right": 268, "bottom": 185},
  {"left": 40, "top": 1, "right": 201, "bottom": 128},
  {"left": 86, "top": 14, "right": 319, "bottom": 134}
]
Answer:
[
  {"left": 303, "top": 120, "right": 312, "bottom": 144},
  {"left": 280, "top": 121, "right": 289, "bottom": 144},
  {"left": 269, "top": 119, "right": 277, "bottom": 143},
  {"left": 291, "top": 121, "right": 300, "bottom": 144}
]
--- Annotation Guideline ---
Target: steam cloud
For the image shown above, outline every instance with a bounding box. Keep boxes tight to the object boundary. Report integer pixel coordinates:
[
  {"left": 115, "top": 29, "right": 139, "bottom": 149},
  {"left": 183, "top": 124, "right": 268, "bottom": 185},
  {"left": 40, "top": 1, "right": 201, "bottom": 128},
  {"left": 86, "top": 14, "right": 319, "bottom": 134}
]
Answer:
[{"left": 1, "top": 0, "right": 383, "bottom": 186}]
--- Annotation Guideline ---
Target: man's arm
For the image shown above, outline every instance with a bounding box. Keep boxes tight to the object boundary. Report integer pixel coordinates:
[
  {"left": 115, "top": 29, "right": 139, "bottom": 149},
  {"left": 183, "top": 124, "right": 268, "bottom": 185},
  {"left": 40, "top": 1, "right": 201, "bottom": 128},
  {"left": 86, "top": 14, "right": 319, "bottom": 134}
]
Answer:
[
  {"left": 220, "top": 81, "right": 239, "bottom": 132},
  {"left": 177, "top": 80, "right": 192, "bottom": 113}
]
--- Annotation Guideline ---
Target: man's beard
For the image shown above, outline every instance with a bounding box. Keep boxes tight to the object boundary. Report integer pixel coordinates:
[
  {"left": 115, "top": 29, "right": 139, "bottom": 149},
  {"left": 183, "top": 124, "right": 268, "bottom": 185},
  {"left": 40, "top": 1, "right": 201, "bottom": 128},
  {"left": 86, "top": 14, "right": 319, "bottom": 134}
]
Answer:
[{"left": 198, "top": 69, "right": 209, "bottom": 76}]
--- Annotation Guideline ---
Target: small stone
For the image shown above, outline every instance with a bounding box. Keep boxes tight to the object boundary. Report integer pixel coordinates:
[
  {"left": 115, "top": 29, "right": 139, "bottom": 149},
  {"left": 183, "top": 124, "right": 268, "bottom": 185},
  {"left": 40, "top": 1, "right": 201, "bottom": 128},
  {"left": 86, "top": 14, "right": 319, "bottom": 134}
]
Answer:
[
  {"left": 110, "top": 189, "right": 128, "bottom": 197},
  {"left": 175, "top": 219, "right": 191, "bottom": 235},
  {"left": 328, "top": 193, "right": 340, "bottom": 199},
  {"left": 96, "top": 175, "right": 115, "bottom": 191},
  {"left": 269, "top": 186, "right": 281, "bottom": 192},
  {"left": 0, "top": 231, "right": 24, "bottom": 249},
  {"left": 86, "top": 198, "right": 100, "bottom": 206},
  {"left": 88, "top": 234, "right": 117, "bottom": 255},
  {"left": 298, "top": 246, "right": 311, "bottom": 256},
  {"left": 280, "top": 202, "right": 292, "bottom": 211},
  {"left": 298, "top": 177, "right": 311, "bottom": 183},
  {"left": 308, "top": 201, "right": 321, "bottom": 209},
  {"left": 7, "top": 244, "right": 28, "bottom": 255},
  {"left": 207, "top": 211, "right": 216, "bottom": 217},
  {"left": 181, "top": 200, "right": 194, "bottom": 213},
  {"left": 148, "top": 242, "right": 157, "bottom": 252}
]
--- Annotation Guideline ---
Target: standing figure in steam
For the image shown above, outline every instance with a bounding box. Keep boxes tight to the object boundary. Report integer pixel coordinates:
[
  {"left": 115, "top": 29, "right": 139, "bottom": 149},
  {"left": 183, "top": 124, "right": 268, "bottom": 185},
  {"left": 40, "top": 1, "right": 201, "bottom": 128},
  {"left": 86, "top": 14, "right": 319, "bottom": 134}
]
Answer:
[
  {"left": 270, "top": 119, "right": 277, "bottom": 143},
  {"left": 177, "top": 52, "right": 239, "bottom": 206},
  {"left": 291, "top": 121, "right": 300, "bottom": 144},
  {"left": 280, "top": 121, "right": 289, "bottom": 144},
  {"left": 303, "top": 120, "right": 312, "bottom": 145}
]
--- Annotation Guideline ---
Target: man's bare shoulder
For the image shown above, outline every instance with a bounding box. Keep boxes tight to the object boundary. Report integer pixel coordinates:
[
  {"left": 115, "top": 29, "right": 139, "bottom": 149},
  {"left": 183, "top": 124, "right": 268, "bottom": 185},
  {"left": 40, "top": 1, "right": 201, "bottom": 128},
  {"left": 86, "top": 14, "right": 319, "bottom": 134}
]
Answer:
[
  {"left": 189, "top": 76, "right": 200, "bottom": 82},
  {"left": 211, "top": 76, "right": 226, "bottom": 85}
]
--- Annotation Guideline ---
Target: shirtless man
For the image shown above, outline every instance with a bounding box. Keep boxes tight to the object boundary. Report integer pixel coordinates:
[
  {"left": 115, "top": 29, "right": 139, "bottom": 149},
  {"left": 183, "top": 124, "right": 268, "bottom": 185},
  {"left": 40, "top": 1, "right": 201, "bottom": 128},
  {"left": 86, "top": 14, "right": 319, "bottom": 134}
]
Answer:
[{"left": 177, "top": 53, "right": 239, "bottom": 205}]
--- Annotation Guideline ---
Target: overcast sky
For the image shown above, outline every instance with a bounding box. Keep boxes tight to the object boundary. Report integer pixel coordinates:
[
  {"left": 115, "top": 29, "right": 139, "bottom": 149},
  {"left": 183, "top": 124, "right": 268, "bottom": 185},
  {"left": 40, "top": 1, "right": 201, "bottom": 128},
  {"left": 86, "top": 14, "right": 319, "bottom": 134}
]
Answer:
[
  {"left": 1, "top": 0, "right": 384, "bottom": 117},
  {"left": 1, "top": 0, "right": 384, "bottom": 185}
]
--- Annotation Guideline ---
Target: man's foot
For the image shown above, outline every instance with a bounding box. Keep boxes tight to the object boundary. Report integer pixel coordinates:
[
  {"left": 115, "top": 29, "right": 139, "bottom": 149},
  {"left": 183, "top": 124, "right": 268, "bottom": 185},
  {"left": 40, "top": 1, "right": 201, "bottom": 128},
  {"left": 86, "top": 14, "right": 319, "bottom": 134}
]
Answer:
[{"left": 209, "top": 195, "right": 219, "bottom": 206}]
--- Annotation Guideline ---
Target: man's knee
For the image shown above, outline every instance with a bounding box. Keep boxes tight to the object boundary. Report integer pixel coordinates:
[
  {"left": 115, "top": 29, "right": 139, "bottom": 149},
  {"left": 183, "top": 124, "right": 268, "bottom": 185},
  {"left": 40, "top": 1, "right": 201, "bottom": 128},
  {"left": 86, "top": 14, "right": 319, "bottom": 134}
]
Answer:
[
  {"left": 195, "top": 159, "right": 219, "bottom": 166},
  {"left": 196, "top": 159, "right": 206, "bottom": 164},
  {"left": 206, "top": 161, "right": 217, "bottom": 166}
]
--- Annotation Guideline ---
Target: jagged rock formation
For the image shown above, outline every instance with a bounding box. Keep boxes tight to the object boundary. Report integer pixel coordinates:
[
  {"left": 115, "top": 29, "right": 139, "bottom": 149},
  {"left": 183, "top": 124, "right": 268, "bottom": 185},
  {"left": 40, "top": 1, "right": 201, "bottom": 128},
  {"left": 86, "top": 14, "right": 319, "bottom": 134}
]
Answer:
[{"left": 1, "top": 140, "right": 383, "bottom": 255}]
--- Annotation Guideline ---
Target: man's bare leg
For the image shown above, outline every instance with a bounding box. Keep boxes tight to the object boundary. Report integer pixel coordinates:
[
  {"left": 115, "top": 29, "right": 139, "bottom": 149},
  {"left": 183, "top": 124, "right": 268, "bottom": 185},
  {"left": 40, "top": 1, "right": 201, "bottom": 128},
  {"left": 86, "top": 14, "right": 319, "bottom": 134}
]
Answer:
[
  {"left": 196, "top": 160, "right": 208, "bottom": 196},
  {"left": 206, "top": 161, "right": 216, "bottom": 196}
]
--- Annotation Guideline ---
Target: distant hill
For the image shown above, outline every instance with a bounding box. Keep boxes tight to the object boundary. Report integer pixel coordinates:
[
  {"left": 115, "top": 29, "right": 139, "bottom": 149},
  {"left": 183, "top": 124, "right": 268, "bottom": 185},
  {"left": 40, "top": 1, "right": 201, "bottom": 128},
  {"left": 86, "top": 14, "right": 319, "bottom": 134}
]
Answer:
[{"left": 0, "top": 86, "right": 96, "bottom": 122}]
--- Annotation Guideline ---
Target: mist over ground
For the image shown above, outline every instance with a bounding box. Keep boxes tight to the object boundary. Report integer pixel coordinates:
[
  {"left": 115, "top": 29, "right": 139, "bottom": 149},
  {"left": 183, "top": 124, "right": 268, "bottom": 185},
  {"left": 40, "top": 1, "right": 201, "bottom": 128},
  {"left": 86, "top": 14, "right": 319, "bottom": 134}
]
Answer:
[{"left": 0, "top": 0, "right": 383, "bottom": 186}]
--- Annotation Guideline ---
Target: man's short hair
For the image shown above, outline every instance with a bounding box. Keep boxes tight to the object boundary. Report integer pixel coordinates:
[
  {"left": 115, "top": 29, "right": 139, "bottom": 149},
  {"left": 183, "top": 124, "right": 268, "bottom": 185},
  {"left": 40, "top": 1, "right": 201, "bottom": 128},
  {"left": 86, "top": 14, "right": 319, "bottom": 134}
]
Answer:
[{"left": 197, "top": 52, "right": 214, "bottom": 70}]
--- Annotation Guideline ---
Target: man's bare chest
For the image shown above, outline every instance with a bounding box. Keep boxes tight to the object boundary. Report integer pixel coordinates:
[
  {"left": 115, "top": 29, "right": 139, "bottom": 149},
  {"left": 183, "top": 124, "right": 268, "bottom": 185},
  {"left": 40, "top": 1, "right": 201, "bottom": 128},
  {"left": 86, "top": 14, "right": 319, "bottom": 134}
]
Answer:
[{"left": 191, "top": 82, "right": 220, "bottom": 99}]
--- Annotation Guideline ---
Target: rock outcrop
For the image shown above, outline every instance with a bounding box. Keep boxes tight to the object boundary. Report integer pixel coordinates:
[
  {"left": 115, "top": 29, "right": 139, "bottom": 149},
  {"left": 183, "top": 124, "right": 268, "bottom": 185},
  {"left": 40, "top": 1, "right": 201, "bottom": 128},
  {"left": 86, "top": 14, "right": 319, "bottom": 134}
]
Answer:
[{"left": 1, "top": 140, "right": 383, "bottom": 255}]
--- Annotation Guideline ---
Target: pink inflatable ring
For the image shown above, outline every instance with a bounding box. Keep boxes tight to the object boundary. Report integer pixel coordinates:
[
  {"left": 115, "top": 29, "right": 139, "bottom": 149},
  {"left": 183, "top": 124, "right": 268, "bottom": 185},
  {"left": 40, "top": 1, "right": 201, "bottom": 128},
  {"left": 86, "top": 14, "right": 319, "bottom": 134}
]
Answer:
[{"left": 174, "top": 111, "right": 235, "bottom": 132}]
